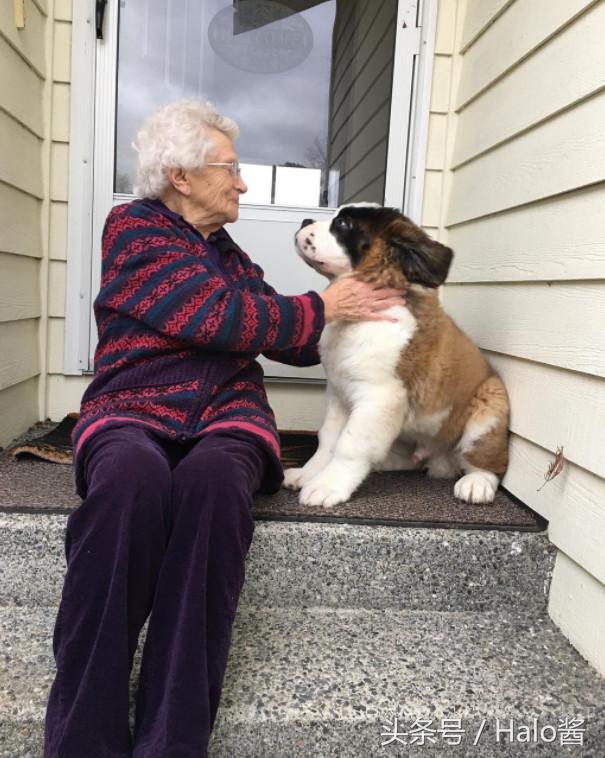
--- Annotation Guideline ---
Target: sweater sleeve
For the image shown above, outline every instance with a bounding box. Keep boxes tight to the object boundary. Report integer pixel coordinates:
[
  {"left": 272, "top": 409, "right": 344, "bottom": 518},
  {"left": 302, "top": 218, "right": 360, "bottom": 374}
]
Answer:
[
  {"left": 255, "top": 266, "right": 324, "bottom": 367},
  {"left": 97, "top": 209, "right": 325, "bottom": 355}
]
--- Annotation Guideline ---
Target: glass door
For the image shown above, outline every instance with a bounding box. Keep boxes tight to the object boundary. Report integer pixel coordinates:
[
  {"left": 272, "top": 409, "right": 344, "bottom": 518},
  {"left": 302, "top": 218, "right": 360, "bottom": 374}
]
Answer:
[{"left": 90, "top": 0, "right": 428, "bottom": 377}]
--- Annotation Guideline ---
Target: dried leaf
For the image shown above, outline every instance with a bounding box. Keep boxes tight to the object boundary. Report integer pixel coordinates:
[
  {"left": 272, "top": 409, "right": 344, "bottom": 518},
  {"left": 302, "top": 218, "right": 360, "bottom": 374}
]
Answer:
[{"left": 537, "top": 446, "right": 565, "bottom": 491}]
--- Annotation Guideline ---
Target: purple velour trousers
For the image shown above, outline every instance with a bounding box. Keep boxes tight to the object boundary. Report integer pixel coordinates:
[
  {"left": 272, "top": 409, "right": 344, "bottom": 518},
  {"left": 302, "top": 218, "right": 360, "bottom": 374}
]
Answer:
[{"left": 43, "top": 423, "right": 270, "bottom": 758}]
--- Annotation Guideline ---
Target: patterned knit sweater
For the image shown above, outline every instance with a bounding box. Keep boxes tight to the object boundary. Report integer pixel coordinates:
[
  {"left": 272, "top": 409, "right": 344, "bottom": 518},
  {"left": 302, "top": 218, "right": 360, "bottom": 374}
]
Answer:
[{"left": 72, "top": 197, "right": 325, "bottom": 495}]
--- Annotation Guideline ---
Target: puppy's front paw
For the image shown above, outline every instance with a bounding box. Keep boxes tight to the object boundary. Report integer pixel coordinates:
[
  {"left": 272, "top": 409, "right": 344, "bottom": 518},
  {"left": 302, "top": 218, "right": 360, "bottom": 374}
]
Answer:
[
  {"left": 299, "top": 472, "right": 354, "bottom": 508},
  {"left": 454, "top": 471, "right": 498, "bottom": 504},
  {"left": 282, "top": 467, "right": 306, "bottom": 491}
]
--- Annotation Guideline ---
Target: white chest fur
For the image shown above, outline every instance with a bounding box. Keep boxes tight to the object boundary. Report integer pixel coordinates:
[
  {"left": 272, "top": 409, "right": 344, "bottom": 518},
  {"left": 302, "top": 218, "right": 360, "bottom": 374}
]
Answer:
[{"left": 319, "top": 305, "right": 417, "bottom": 398}]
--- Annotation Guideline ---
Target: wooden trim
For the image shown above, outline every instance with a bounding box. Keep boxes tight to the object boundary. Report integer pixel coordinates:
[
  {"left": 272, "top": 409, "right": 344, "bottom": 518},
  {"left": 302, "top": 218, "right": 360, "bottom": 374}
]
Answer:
[
  {"left": 13, "top": 0, "right": 25, "bottom": 29},
  {"left": 63, "top": 1, "right": 96, "bottom": 373},
  {"left": 404, "top": 0, "right": 439, "bottom": 224}
]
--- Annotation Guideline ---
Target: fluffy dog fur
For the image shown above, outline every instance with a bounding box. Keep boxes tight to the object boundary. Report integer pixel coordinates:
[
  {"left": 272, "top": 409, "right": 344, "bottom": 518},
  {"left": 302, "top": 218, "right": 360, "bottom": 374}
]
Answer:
[{"left": 283, "top": 203, "right": 510, "bottom": 507}]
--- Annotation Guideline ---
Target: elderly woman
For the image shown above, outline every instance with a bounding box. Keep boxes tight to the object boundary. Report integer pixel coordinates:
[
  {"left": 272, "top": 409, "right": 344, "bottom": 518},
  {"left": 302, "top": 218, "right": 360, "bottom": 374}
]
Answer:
[{"left": 43, "top": 99, "right": 405, "bottom": 758}]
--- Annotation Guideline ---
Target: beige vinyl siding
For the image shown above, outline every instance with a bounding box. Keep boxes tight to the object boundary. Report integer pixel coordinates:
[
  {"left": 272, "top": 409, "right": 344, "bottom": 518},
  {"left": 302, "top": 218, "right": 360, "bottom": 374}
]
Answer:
[
  {"left": 441, "top": 0, "right": 605, "bottom": 674},
  {"left": 447, "top": 185, "right": 605, "bottom": 283},
  {"left": 0, "top": 0, "right": 48, "bottom": 447},
  {"left": 0, "top": 0, "right": 46, "bottom": 76}
]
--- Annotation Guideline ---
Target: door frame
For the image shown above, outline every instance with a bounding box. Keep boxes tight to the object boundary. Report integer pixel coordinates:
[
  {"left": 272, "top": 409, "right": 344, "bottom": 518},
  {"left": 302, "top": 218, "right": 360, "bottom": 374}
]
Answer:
[{"left": 64, "top": 0, "right": 438, "bottom": 374}]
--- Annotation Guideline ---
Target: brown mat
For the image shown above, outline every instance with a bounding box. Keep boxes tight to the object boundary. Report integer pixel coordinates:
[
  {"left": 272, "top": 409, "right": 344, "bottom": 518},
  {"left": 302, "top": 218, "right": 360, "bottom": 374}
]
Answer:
[
  {"left": 1, "top": 420, "right": 546, "bottom": 531},
  {"left": 9, "top": 413, "right": 78, "bottom": 464},
  {"left": 254, "top": 471, "right": 545, "bottom": 531}
]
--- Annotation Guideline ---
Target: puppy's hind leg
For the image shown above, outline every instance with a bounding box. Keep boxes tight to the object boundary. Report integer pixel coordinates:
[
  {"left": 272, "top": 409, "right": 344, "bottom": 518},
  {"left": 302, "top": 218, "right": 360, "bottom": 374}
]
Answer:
[
  {"left": 453, "top": 374, "right": 510, "bottom": 505},
  {"left": 373, "top": 439, "right": 420, "bottom": 472},
  {"left": 426, "top": 453, "right": 460, "bottom": 479}
]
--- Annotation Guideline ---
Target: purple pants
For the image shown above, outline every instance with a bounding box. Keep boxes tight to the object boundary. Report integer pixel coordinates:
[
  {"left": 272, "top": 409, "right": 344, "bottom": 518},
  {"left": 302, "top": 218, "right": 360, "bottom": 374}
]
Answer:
[{"left": 43, "top": 424, "right": 269, "bottom": 758}]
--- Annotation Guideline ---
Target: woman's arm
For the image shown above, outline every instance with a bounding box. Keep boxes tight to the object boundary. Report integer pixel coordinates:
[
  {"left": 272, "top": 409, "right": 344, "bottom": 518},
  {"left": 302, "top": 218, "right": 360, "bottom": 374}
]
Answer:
[
  {"left": 97, "top": 207, "right": 325, "bottom": 355},
  {"left": 253, "top": 266, "right": 322, "bottom": 367},
  {"left": 254, "top": 264, "right": 408, "bottom": 367}
]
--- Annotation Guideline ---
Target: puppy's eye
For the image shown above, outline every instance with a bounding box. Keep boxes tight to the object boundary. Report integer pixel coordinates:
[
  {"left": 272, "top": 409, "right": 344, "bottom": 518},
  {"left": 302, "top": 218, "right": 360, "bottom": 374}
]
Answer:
[{"left": 333, "top": 217, "right": 350, "bottom": 231}]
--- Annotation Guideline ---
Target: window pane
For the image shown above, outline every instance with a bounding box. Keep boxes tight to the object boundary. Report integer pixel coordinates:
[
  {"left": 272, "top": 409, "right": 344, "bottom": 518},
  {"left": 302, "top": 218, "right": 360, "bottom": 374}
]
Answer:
[
  {"left": 274, "top": 166, "right": 322, "bottom": 206},
  {"left": 239, "top": 163, "right": 272, "bottom": 204},
  {"left": 115, "top": 0, "right": 397, "bottom": 207}
]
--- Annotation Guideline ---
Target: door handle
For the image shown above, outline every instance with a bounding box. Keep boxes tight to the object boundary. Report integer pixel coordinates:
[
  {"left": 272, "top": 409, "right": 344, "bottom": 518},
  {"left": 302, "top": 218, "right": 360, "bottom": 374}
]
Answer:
[{"left": 96, "top": 0, "right": 108, "bottom": 39}]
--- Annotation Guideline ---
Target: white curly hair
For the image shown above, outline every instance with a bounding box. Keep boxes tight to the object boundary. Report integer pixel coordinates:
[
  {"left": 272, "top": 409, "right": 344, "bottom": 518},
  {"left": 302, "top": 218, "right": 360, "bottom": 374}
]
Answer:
[{"left": 132, "top": 99, "right": 240, "bottom": 198}]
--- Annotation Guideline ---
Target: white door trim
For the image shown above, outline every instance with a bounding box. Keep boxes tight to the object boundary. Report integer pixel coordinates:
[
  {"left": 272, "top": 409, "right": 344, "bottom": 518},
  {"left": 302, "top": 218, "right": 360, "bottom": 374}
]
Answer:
[
  {"left": 88, "top": 0, "right": 120, "bottom": 368},
  {"left": 384, "top": 0, "right": 421, "bottom": 207},
  {"left": 405, "top": 0, "right": 439, "bottom": 224},
  {"left": 63, "top": 1, "right": 96, "bottom": 374}
]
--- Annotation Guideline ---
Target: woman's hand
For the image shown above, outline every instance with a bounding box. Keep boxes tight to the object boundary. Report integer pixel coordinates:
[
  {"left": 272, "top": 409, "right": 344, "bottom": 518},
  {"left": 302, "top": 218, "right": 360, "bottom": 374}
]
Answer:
[{"left": 319, "top": 276, "right": 407, "bottom": 324}]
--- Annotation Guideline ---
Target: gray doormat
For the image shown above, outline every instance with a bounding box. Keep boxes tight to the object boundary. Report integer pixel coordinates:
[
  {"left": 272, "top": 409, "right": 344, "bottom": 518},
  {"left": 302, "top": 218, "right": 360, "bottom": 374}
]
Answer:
[
  {"left": 1, "top": 423, "right": 546, "bottom": 532},
  {"left": 254, "top": 470, "right": 545, "bottom": 531}
]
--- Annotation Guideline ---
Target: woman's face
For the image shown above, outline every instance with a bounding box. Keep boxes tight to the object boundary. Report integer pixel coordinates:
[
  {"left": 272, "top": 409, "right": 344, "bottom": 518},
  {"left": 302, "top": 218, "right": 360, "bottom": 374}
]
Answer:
[{"left": 187, "top": 128, "right": 248, "bottom": 227}]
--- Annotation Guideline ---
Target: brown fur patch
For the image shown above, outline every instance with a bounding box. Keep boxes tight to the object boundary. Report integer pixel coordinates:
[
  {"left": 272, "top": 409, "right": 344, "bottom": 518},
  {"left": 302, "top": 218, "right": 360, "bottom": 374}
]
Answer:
[
  {"left": 352, "top": 237, "right": 408, "bottom": 289},
  {"left": 463, "top": 375, "right": 510, "bottom": 474}
]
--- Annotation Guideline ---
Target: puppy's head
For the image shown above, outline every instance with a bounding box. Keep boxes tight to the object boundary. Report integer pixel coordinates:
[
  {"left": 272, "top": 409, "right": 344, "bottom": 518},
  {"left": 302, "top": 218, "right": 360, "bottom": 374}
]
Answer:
[{"left": 295, "top": 203, "right": 453, "bottom": 287}]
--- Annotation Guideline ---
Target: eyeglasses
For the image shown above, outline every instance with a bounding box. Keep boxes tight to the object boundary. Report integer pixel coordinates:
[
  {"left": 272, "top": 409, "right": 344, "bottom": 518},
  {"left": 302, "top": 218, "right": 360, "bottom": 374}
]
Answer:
[{"left": 205, "top": 161, "right": 242, "bottom": 179}]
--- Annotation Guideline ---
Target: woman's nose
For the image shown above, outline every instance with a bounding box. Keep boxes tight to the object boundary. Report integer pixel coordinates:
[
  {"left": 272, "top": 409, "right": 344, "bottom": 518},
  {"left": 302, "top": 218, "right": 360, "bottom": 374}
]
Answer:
[{"left": 301, "top": 218, "right": 314, "bottom": 228}]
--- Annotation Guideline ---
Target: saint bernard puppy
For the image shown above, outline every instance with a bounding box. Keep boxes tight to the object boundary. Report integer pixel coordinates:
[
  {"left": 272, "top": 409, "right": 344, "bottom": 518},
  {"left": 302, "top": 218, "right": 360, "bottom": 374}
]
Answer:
[{"left": 283, "top": 203, "right": 510, "bottom": 507}]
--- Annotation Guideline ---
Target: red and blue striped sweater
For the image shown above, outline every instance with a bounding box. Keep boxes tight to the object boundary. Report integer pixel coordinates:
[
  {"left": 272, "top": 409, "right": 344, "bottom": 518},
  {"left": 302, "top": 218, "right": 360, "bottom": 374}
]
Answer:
[{"left": 72, "top": 197, "right": 325, "bottom": 495}]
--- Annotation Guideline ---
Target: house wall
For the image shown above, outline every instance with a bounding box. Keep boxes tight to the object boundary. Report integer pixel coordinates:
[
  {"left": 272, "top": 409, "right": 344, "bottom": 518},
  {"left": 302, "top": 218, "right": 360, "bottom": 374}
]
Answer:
[
  {"left": 3, "top": 0, "right": 601, "bottom": 681},
  {"left": 0, "top": 0, "right": 51, "bottom": 448},
  {"left": 441, "top": 0, "right": 605, "bottom": 675},
  {"left": 43, "top": 0, "right": 457, "bottom": 432}
]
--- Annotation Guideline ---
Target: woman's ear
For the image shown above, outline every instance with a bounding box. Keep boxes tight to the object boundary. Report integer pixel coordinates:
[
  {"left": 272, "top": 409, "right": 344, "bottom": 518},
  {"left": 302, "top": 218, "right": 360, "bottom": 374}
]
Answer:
[
  {"left": 389, "top": 228, "right": 453, "bottom": 288},
  {"left": 166, "top": 167, "right": 191, "bottom": 196}
]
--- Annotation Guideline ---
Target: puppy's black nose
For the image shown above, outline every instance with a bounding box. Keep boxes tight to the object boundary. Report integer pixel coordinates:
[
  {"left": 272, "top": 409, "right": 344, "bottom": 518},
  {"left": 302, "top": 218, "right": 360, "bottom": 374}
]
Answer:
[{"left": 300, "top": 218, "right": 314, "bottom": 228}]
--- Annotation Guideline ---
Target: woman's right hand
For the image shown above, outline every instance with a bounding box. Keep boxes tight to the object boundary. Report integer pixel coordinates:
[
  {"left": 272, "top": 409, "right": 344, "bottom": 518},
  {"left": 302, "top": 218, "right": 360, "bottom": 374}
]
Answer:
[{"left": 319, "top": 276, "right": 407, "bottom": 324}]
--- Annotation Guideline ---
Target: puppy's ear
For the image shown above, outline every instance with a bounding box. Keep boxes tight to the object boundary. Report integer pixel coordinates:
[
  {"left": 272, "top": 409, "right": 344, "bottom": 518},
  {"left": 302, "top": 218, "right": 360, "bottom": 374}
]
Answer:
[{"left": 388, "top": 225, "right": 453, "bottom": 288}]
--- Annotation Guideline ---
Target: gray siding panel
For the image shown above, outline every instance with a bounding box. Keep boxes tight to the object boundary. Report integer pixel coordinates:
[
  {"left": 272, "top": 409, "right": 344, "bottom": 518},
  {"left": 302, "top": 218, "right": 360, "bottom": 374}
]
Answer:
[{"left": 327, "top": 0, "right": 397, "bottom": 205}]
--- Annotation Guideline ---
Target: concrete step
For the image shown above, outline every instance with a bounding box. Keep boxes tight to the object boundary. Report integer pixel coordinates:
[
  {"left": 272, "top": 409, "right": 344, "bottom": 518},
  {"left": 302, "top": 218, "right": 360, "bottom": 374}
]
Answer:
[
  {"left": 0, "top": 513, "right": 555, "bottom": 613},
  {"left": 1, "top": 605, "right": 604, "bottom": 757}
]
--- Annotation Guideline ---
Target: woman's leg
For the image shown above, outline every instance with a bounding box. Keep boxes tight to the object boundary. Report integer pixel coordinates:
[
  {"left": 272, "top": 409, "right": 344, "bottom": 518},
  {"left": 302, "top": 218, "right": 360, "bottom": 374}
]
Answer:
[
  {"left": 43, "top": 425, "right": 173, "bottom": 758},
  {"left": 132, "top": 429, "right": 267, "bottom": 758}
]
